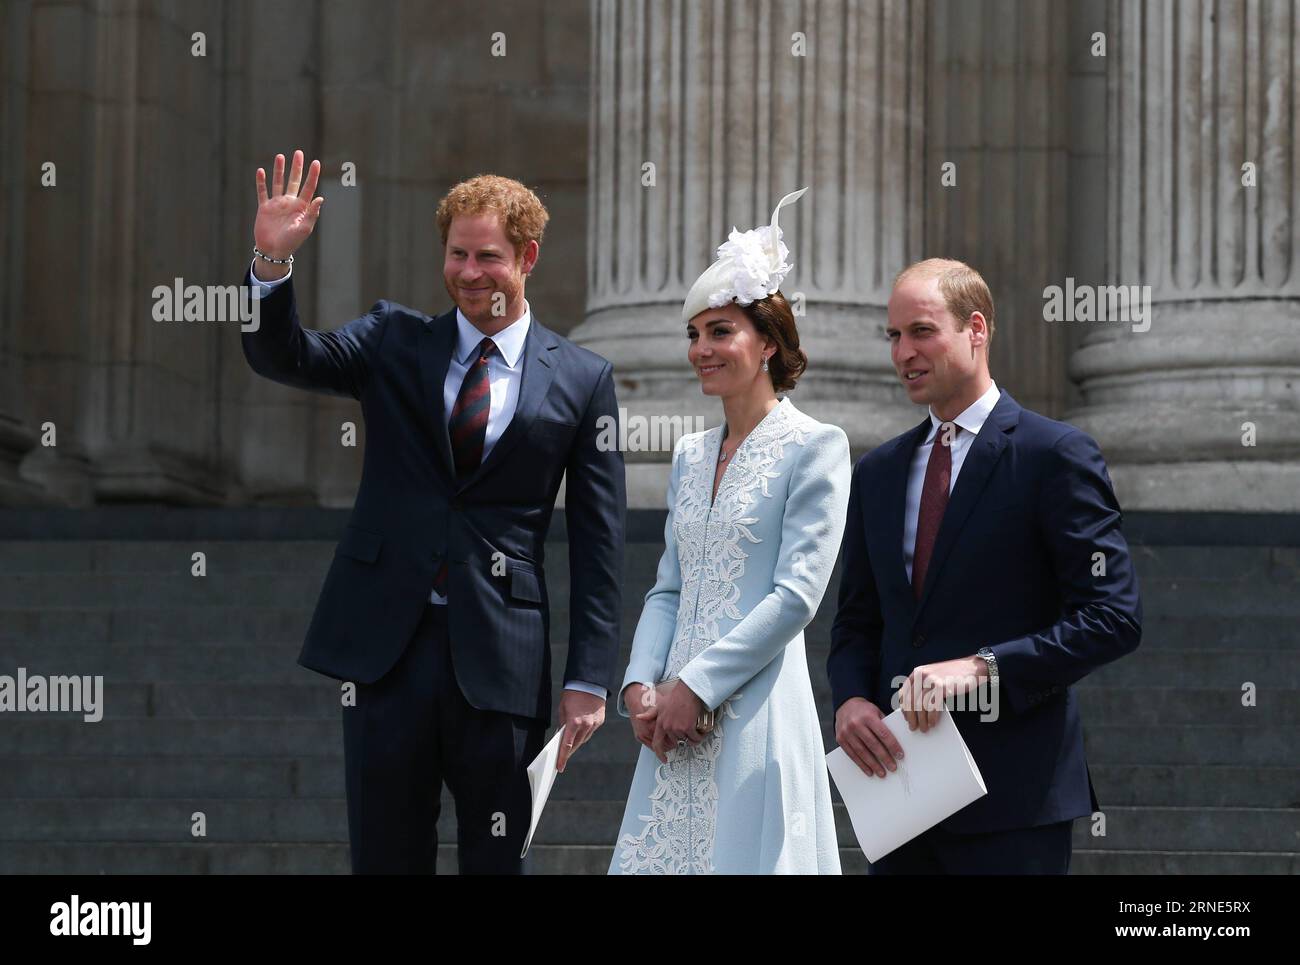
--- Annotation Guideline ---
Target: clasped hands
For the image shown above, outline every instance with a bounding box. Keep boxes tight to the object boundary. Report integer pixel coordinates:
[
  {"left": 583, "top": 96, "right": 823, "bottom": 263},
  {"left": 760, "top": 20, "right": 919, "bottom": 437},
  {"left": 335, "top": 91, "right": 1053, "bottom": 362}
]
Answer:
[{"left": 623, "top": 679, "right": 709, "bottom": 763}]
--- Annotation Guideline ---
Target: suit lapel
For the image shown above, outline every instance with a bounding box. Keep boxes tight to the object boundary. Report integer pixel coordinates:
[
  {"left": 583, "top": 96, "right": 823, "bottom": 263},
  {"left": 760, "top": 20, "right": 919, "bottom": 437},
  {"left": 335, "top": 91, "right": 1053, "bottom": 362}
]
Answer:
[
  {"left": 915, "top": 391, "right": 1022, "bottom": 614},
  {"left": 419, "top": 309, "right": 458, "bottom": 483},
  {"left": 463, "top": 318, "right": 559, "bottom": 489}
]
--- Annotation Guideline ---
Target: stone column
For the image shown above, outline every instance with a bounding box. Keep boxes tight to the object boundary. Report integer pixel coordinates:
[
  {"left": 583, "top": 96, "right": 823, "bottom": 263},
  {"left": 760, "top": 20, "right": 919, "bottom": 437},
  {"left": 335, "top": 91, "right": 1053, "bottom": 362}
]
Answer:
[
  {"left": 14, "top": 1, "right": 238, "bottom": 504},
  {"left": 1068, "top": 0, "right": 1300, "bottom": 511},
  {"left": 573, "top": 0, "right": 926, "bottom": 506},
  {"left": 924, "top": 0, "right": 1075, "bottom": 420},
  {"left": 228, "top": 0, "right": 326, "bottom": 505},
  {"left": 0, "top": 0, "right": 44, "bottom": 505},
  {"left": 12, "top": 0, "right": 99, "bottom": 505}
]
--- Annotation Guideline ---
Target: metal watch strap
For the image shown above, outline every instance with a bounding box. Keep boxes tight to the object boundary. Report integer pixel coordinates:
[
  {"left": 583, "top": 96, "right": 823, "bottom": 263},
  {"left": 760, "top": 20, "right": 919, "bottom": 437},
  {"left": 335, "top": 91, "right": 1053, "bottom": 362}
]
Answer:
[{"left": 977, "top": 646, "right": 999, "bottom": 688}]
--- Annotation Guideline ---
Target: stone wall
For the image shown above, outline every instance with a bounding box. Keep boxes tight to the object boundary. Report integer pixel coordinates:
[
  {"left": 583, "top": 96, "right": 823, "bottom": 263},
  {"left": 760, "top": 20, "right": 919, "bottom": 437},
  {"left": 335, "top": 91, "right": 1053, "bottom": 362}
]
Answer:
[
  {"left": 1, "top": 0, "right": 590, "bottom": 508},
  {"left": 2, "top": 0, "right": 1296, "bottom": 510}
]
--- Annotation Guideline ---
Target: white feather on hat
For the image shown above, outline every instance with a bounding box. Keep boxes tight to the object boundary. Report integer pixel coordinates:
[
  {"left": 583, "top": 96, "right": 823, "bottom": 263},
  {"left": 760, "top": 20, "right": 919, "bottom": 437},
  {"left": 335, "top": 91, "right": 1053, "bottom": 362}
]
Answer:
[{"left": 681, "top": 187, "right": 808, "bottom": 324}]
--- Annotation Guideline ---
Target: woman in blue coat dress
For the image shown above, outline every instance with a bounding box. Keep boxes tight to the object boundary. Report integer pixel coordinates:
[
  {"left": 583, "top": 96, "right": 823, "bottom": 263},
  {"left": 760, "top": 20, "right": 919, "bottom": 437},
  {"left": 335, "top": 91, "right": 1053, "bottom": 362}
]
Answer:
[{"left": 610, "top": 190, "right": 850, "bottom": 874}]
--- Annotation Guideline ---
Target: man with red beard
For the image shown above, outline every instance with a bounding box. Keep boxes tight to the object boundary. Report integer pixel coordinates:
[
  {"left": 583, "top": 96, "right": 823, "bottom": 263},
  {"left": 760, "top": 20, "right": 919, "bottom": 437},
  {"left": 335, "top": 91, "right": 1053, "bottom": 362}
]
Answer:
[{"left": 242, "top": 153, "right": 625, "bottom": 873}]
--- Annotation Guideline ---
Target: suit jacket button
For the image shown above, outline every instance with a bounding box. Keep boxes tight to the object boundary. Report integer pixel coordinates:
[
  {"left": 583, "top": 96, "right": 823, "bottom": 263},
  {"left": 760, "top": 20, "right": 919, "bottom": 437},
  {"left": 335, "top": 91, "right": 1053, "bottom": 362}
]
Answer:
[
  {"left": 912, "top": 633, "right": 925, "bottom": 648},
  {"left": 451, "top": 499, "right": 462, "bottom": 511}
]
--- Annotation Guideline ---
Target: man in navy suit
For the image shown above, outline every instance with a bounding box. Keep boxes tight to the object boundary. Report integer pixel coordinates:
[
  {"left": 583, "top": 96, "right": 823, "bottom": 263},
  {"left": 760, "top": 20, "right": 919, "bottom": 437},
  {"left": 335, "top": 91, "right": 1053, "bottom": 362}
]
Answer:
[
  {"left": 828, "top": 258, "right": 1141, "bottom": 874},
  {"left": 241, "top": 152, "right": 625, "bottom": 873}
]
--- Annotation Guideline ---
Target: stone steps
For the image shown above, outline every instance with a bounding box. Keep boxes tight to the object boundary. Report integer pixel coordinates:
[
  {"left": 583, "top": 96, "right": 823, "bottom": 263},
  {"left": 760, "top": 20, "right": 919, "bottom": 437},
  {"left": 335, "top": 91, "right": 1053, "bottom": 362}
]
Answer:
[
  {"left": 1069, "top": 850, "right": 1300, "bottom": 875},
  {"left": 2, "top": 571, "right": 1297, "bottom": 617},
  {"left": 5, "top": 609, "right": 1297, "bottom": 653},
  {"left": 0, "top": 541, "right": 1292, "bottom": 579},
  {"left": 1, "top": 714, "right": 1293, "bottom": 770},
  {"left": 3, "top": 798, "right": 1295, "bottom": 856},
  {"left": 4, "top": 756, "right": 1296, "bottom": 809},
  {"left": 0, "top": 673, "right": 1294, "bottom": 729},
  {"left": 2, "top": 635, "right": 1294, "bottom": 690},
  {"left": 3, "top": 840, "right": 1296, "bottom": 875},
  {"left": 0, "top": 537, "right": 1295, "bottom": 874}
]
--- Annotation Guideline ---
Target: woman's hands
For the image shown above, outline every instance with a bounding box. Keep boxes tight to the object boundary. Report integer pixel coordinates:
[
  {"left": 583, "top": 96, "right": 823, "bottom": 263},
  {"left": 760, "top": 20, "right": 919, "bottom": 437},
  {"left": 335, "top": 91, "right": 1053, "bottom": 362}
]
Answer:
[
  {"left": 623, "top": 683, "right": 659, "bottom": 757},
  {"left": 626, "top": 679, "right": 707, "bottom": 763}
]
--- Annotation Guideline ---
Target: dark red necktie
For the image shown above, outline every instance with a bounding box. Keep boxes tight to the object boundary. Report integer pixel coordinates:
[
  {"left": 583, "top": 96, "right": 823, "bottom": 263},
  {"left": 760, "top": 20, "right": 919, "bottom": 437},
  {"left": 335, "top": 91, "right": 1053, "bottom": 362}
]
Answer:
[
  {"left": 433, "top": 337, "right": 497, "bottom": 596},
  {"left": 912, "top": 422, "right": 959, "bottom": 600}
]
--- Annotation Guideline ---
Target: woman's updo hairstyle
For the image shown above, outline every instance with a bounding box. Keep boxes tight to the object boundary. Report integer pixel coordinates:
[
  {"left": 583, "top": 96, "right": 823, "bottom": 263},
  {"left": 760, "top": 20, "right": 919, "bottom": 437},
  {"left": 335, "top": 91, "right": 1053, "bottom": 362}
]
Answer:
[{"left": 737, "top": 290, "right": 807, "bottom": 392}]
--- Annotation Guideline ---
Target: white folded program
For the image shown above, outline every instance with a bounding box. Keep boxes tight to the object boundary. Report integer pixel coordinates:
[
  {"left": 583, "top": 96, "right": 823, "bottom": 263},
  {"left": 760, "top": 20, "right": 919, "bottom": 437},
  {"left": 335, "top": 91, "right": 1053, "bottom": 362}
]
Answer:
[{"left": 825, "top": 705, "right": 988, "bottom": 863}]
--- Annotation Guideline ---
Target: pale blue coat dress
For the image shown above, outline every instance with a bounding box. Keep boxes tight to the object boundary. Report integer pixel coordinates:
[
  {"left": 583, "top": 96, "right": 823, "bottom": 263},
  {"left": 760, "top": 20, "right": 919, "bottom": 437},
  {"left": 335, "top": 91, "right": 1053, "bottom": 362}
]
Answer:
[{"left": 609, "top": 397, "right": 850, "bottom": 874}]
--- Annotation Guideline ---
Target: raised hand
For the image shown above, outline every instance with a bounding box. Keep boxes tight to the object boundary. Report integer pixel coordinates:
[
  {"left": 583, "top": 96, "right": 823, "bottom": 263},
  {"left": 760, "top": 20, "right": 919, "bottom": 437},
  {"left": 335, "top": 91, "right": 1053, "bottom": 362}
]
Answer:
[{"left": 253, "top": 150, "right": 323, "bottom": 272}]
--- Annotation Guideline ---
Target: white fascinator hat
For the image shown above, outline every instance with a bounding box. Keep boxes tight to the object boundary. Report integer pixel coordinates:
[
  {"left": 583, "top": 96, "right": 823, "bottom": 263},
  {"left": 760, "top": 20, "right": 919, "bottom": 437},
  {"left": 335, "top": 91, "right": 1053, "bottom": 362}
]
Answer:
[{"left": 681, "top": 187, "right": 808, "bottom": 324}]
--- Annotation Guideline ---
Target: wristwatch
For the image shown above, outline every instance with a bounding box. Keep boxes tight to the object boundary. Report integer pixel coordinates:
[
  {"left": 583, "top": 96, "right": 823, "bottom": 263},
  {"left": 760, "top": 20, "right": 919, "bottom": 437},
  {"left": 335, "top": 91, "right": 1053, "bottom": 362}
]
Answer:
[{"left": 976, "top": 647, "right": 999, "bottom": 689}]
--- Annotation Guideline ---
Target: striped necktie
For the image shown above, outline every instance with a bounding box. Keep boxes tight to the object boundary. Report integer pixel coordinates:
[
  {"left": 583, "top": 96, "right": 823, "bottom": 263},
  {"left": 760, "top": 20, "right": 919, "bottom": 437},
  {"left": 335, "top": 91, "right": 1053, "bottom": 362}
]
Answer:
[{"left": 450, "top": 337, "right": 497, "bottom": 481}]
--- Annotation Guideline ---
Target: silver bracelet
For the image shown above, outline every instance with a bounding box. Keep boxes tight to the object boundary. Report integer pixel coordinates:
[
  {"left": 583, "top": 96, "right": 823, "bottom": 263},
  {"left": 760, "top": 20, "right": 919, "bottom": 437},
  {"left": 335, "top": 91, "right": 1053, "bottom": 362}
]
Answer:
[{"left": 253, "top": 246, "right": 294, "bottom": 265}]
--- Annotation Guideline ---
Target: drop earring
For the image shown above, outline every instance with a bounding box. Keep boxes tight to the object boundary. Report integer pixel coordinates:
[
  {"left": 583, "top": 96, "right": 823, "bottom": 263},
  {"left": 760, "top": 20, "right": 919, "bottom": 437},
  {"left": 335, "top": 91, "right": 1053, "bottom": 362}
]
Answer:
[{"left": 762, "top": 355, "right": 770, "bottom": 373}]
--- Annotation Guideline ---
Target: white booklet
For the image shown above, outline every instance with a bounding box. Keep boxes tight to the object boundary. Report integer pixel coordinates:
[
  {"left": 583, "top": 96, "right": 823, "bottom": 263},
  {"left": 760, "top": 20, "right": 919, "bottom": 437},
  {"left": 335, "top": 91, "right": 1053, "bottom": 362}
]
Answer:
[
  {"left": 825, "top": 706, "right": 987, "bottom": 863},
  {"left": 521, "top": 728, "right": 567, "bottom": 858}
]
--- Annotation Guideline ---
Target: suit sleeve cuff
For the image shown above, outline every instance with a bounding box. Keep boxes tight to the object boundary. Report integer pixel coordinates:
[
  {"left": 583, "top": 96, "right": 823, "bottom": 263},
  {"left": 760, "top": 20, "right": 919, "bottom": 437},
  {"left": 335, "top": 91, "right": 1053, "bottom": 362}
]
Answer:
[
  {"left": 675, "top": 665, "right": 718, "bottom": 712},
  {"left": 563, "top": 680, "right": 608, "bottom": 702},
  {"left": 249, "top": 257, "right": 292, "bottom": 293}
]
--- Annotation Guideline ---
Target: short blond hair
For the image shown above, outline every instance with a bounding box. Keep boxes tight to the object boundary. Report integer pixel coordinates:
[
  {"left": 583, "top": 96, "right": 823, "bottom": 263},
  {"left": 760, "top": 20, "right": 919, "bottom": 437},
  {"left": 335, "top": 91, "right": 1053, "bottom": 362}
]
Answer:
[
  {"left": 894, "top": 258, "right": 995, "bottom": 351},
  {"left": 436, "top": 174, "right": 549, "bottom": 258}
]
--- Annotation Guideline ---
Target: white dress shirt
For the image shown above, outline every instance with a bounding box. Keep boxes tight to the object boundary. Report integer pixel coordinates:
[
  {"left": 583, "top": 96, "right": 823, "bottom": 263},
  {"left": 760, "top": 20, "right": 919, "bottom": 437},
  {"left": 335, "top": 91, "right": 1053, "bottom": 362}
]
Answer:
[
  {"left": 903, "top": 380, "right": 1001, "bottom": 583},
  {"left": 249, "top": 262, "right": 606, "bottom": 700}
]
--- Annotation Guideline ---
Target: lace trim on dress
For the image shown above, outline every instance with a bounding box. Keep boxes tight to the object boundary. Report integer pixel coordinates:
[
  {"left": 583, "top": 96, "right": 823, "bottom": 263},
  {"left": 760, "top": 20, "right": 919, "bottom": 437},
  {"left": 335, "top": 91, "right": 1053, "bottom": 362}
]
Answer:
[{"left": 616, "top": 399, "right": 811, "bottom": 873}]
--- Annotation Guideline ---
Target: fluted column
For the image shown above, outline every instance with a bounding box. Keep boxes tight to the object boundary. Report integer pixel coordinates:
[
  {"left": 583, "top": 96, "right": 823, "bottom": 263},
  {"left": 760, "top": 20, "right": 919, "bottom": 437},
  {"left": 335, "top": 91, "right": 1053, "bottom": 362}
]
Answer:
[
  {"left": 12, "top": 1, "right": 236, "bottom": 504},
  {"left": 1068, "top": 0, "right": 1300, "bottom": 511},
  {"left": 573, "top": 0, "right": 926, "bottom": 505},
  {"left": 0, "top": 0, "right": 43, "bottom": 505},
  {"left": 228, "top": 0, "right": 326, "bottom": 506},
  {"left": 924, "top": 0, "right": 1075, "bottom": 420},
  {"left": 12, "top": 0, "right": 99, "bottom": 505}
]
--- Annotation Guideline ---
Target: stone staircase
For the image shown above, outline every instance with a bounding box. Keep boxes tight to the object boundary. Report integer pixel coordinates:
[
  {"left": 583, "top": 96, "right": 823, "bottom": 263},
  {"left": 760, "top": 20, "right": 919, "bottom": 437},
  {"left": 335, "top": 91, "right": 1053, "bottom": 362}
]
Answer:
[{"left": 0, "top": 519, "right": 1297, "bottom": 873}]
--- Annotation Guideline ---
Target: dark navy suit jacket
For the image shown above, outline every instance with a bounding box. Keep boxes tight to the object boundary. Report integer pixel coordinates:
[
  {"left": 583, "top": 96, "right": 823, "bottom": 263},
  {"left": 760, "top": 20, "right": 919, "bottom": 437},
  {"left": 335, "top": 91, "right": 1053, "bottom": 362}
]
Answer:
[
  {"left": 828, "top": 390, "right": 1141, "bottom": 833},
  {"left": 241, "top": 271, "right": 626, "bottom": 721}
]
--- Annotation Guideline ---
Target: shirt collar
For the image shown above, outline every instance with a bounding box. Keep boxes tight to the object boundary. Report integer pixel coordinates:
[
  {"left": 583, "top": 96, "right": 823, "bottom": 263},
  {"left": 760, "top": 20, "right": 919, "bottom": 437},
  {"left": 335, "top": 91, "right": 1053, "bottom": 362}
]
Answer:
[
  {"left": 454, "top": 300, "right": 531, "bottom": 369},
  {"left": 926, "top": 380, "right": 1001, "bottom": 440}
]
